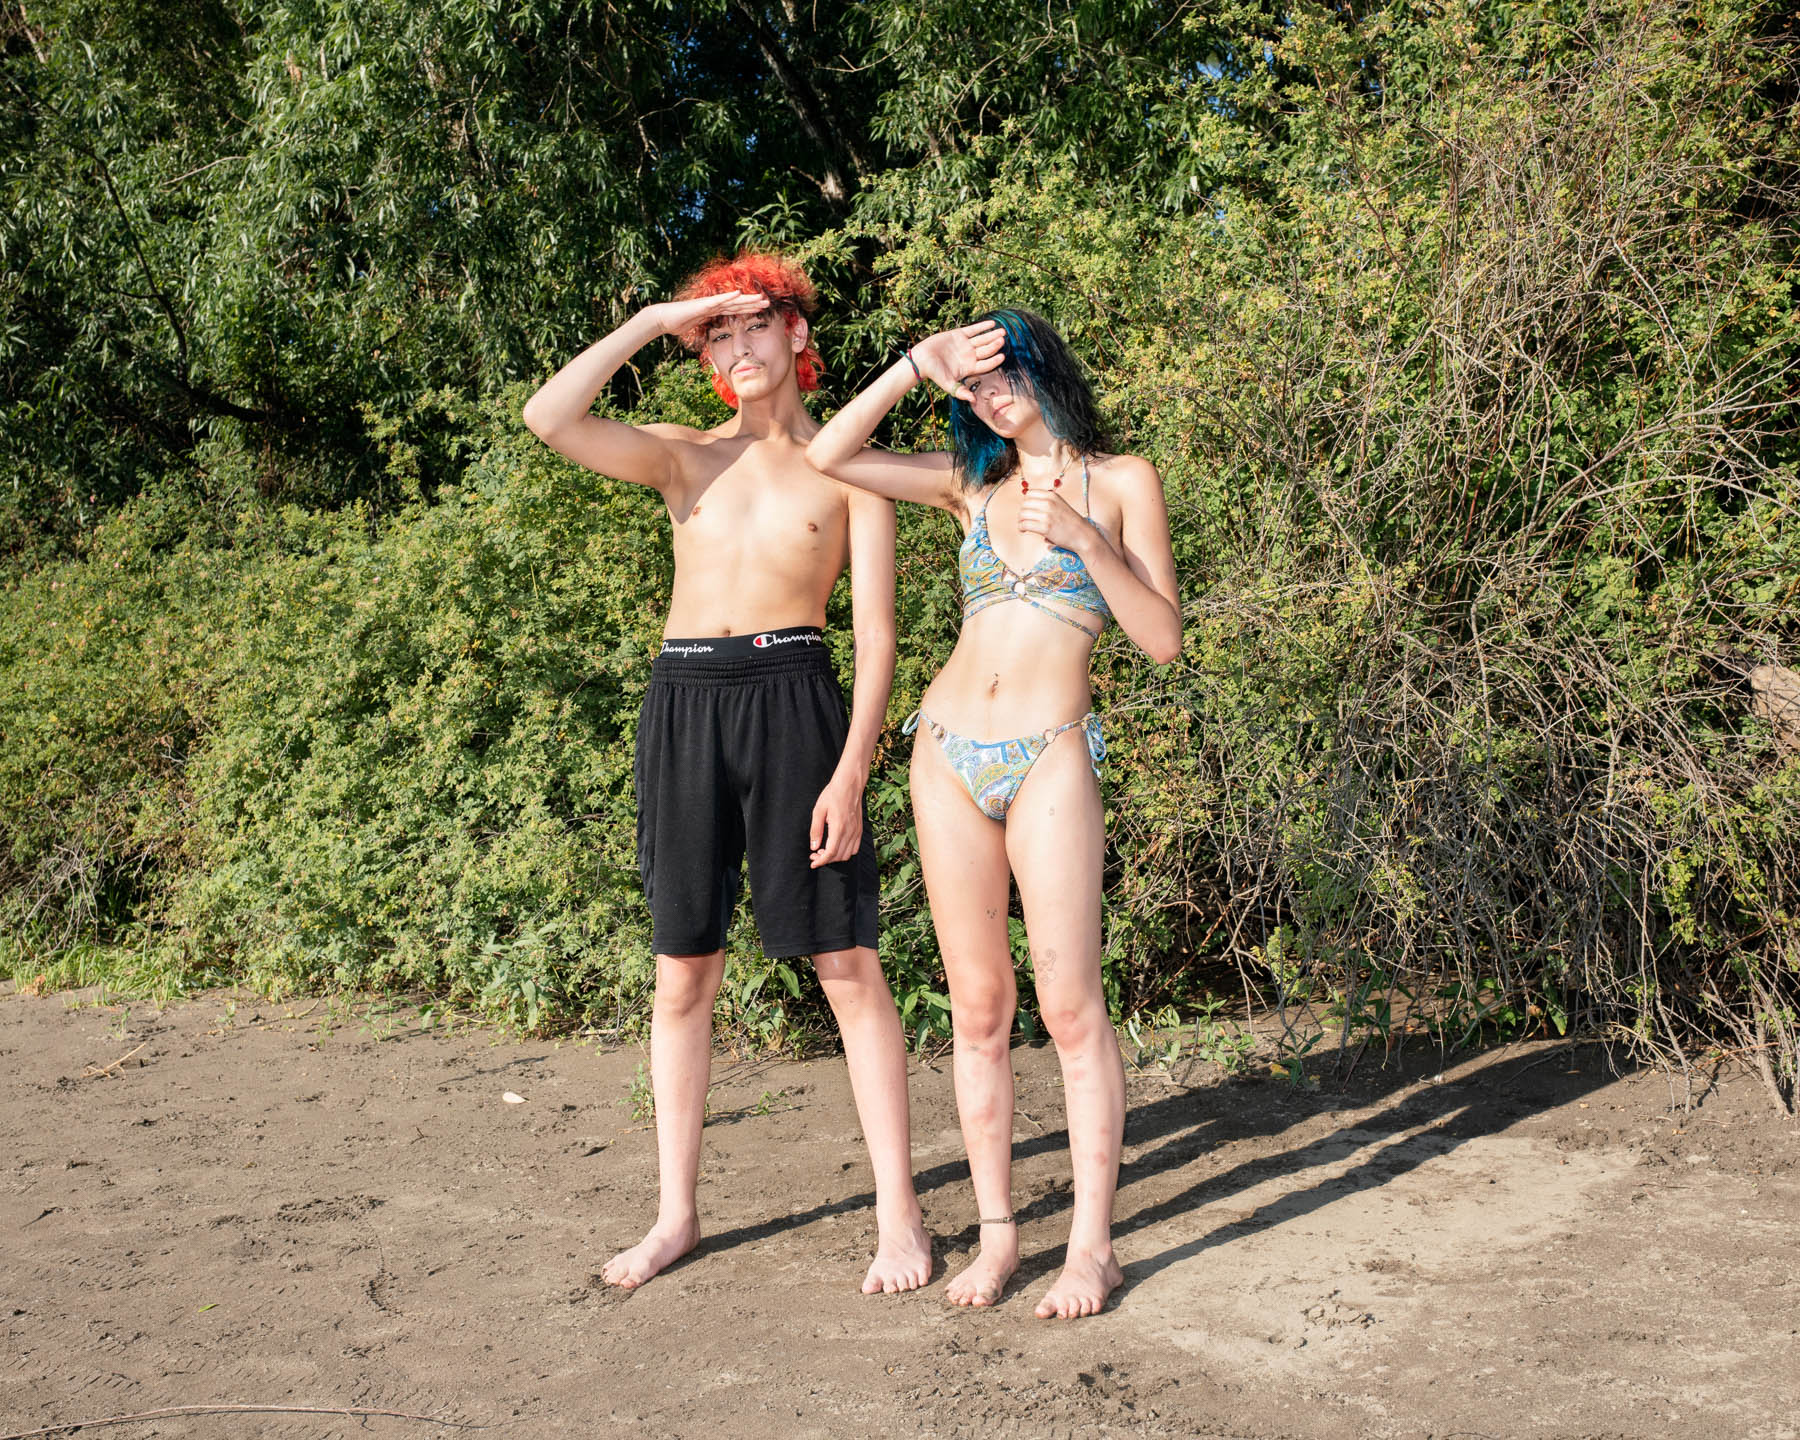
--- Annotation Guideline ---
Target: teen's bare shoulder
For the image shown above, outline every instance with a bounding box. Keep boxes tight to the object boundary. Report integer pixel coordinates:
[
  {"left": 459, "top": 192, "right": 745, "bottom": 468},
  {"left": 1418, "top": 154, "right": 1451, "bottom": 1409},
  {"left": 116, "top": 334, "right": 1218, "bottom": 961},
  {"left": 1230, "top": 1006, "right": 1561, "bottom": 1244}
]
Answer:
[
  {"left": 1090, "top": 452, "right": 1163, "bottom": 486},
  {"left": 637, "top": 420, "right": 748, "bottom": 483},
  {"left": 1087, "top": 454, "right": 1164, "bottom": 542},
  {"left": 637, "top": 421, "right": 721, "bottom": 445}
]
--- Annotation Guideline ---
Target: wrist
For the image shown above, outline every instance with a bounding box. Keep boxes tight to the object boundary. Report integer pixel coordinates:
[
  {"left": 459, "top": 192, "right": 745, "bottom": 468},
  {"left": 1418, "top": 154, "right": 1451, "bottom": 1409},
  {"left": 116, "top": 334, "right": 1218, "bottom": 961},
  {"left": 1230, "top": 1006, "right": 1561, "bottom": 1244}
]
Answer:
[
  {"left": 835, "top": 749, "right": 873, "bottom": 788},
  {"left": 637, "top": 304, "right": 680, "bottom": 341},
  {"left": 1064, "top": 520, "right": 1101, "bottom": 561},
  {"left": 892, "top": 352, "right": 924, "bottom": 392}
]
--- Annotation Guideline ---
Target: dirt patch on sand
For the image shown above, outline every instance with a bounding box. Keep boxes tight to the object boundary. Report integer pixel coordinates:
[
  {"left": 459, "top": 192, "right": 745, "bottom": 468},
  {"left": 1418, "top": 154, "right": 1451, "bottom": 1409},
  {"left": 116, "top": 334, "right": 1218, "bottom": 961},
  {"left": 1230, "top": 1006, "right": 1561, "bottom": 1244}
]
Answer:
[{"left": 4, "top": 986, "right": 1797, "bottom": 1439}]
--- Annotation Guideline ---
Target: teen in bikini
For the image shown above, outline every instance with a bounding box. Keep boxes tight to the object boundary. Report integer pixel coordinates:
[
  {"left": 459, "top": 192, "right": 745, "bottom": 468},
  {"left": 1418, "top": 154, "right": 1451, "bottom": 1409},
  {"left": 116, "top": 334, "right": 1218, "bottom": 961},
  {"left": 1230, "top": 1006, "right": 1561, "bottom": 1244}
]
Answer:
[{"left": 807, "top": 310, "right": 1181, "bottom": 1317}]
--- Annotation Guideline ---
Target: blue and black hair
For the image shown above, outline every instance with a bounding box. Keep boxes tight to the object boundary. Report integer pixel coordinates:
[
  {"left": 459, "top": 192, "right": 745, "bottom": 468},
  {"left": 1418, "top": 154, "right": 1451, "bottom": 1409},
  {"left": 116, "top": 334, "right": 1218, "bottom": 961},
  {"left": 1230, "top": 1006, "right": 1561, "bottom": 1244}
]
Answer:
[{"left": 949, "top": 308, "right": 1111, "bottom": 489}]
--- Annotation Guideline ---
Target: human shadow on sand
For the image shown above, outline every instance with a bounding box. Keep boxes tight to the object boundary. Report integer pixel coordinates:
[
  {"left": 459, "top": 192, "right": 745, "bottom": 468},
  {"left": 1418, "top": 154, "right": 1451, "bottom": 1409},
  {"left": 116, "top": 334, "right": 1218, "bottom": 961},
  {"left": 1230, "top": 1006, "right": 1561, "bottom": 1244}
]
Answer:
[{"left": 697, "top": 1041, "right": 1626, "bottom": 1289}]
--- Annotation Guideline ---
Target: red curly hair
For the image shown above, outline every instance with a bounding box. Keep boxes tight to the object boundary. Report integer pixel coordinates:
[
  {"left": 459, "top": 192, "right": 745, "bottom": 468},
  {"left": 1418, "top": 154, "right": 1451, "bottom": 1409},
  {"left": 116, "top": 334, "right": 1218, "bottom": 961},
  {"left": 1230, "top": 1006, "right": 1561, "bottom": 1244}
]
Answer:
[{"left": 673, "top": 249, "right": 822, "bottom": 406}]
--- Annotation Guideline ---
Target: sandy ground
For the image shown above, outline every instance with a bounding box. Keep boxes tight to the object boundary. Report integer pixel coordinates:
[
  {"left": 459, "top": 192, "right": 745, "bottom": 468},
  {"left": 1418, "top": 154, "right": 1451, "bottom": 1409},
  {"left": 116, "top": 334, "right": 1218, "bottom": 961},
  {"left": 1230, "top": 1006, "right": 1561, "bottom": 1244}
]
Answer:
[{"left": 3, "top": 984, "right": 1798, "bottom": 1440}]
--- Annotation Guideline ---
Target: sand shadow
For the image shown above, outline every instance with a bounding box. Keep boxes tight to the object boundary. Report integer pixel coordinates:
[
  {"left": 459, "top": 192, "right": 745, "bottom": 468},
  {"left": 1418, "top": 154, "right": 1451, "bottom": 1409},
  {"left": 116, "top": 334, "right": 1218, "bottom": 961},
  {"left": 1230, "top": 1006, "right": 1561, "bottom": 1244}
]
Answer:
[
  {"left": 701, "top": 1040, "right": 1626, "bottom": 1280},
  {"left": 1102, "top": 1042, "right": 1628, "bottom": 1298}
]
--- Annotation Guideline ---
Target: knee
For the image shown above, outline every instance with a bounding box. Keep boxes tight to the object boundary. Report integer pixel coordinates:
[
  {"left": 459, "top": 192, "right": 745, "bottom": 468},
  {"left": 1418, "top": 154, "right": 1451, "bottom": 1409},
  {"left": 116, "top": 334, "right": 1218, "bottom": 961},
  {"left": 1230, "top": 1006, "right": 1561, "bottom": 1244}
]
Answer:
[
  {"left": 813, "top": 948, "right": 890, "bottom": 1014},
  {"left": 952, "top": 994, "right": 1015, "bottom": 1053},
  {"left": 654, "top": 954, "right": 723, "bottom": 1019},
  {"left": 813, "top": 946, "right": 881, "bottom": 991},
  {"left": 1038, "top": 995, "right": 1110, "bottom": 1051}
]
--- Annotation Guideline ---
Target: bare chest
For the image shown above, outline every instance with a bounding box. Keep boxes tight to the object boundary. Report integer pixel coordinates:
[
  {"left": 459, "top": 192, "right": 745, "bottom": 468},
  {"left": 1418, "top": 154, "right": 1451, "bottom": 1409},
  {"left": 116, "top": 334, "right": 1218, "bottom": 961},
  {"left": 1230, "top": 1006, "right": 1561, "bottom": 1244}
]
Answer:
[{"left": 668, "top": 470, "right": 848, "bottom": 576}]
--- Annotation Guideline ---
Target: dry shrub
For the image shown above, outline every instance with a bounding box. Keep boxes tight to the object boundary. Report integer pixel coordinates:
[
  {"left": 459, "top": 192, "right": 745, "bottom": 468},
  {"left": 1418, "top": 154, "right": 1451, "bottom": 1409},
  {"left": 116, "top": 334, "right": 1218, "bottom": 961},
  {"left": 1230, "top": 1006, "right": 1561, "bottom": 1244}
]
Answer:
[{"left": 1100, "top": 0, "right": 1800, "bottom": 1108}]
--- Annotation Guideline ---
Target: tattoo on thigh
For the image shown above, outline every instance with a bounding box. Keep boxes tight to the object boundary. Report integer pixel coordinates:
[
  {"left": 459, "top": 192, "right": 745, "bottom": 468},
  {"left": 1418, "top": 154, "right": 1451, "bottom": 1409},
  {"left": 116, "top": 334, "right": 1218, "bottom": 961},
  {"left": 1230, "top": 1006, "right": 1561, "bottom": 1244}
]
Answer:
[{"left": 1039, "top": 946, "right": 1058, "bottom": 982}]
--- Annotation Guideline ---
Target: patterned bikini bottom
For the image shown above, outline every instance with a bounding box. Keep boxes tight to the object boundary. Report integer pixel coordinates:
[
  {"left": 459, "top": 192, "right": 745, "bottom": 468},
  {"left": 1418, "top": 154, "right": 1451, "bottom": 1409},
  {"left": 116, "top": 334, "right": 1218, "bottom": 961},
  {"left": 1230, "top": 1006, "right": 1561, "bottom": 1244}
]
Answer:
[{"left": 903, "top": 709, "right": 1106, "bottom": 821}]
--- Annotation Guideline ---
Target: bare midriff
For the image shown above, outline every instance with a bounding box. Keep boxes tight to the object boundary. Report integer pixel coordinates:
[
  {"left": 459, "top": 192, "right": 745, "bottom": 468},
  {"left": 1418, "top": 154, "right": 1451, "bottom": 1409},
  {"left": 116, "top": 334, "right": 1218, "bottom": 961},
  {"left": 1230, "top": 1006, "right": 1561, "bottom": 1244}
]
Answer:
[
  {"left": 660, "top": 439, "right": 850, "bottom": 638},
  {"left": 920, "top": 601, "right": 1098, "bottom": 739}
]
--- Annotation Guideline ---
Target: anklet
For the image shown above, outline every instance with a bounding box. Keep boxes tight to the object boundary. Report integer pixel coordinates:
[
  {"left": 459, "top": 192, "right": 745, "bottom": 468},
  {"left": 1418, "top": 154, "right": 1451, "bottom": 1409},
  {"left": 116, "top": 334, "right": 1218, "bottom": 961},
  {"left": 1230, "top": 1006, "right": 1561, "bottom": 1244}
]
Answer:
[{"left": 978, "top": 1215, "right": 1015, "bottom": 1226}]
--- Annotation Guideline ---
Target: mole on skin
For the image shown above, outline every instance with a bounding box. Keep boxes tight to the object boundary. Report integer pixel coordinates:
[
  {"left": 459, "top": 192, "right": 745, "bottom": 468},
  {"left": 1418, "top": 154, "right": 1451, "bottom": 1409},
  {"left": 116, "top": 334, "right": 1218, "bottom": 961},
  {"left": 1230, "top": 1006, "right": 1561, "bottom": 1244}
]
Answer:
[{"left": 807, "top": 522, "right": 819, "bottom": 533}]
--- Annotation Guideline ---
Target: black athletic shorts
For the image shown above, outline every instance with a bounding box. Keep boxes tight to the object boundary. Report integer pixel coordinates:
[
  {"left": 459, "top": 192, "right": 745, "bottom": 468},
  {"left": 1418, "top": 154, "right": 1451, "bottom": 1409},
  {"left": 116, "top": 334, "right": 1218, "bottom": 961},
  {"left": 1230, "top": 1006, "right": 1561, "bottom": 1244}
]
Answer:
[{"left": 634, "top": 626, "right": 879, "bottom": 959}]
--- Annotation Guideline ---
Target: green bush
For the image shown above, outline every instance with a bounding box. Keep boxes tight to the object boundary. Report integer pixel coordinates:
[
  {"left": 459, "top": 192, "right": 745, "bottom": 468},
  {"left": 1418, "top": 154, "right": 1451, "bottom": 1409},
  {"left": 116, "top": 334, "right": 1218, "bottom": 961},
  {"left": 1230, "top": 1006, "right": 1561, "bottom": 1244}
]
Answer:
[
  {"left": 0, "top": 480, "right": 234, "bottom": 990},
  {"left": 162, "top": 390, "right": 681, "bottom": 1027}
]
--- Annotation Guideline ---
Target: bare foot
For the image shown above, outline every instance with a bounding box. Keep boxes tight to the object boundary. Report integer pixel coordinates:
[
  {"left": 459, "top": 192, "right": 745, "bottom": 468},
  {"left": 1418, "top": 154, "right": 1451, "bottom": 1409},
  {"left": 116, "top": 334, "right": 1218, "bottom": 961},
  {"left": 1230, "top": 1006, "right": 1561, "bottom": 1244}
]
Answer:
[
  {"left": 945, "top": 1223, "right": 1019, "bottom": 1308},
  {"left": 862, "top": 1213, "right": 933, "bottom": 1294},
  {"left": 600, "top": 1217, "right": 699, "bottom": 1290},
  {"left": 1033, "top": 1246, "right": 1123, "bottom": 1319}
]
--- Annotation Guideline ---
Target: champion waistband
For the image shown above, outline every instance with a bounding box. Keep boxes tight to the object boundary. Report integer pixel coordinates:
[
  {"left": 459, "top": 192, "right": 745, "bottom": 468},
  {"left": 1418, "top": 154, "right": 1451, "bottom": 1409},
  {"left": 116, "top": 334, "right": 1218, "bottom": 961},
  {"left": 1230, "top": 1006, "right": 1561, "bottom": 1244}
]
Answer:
[
  {"left": 651, "top": 626, "right": 833, "bottom": 683},
  {"left": 657, "top": 626, "right": 825, "bottom": 660}
]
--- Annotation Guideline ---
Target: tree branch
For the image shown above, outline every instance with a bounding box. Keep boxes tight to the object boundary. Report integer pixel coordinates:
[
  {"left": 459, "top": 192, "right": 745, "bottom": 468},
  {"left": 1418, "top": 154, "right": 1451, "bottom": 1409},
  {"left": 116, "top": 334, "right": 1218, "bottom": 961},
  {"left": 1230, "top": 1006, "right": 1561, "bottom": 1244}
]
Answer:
[{"left": 722, "top": 0, "right": 870, "bottom": 204}]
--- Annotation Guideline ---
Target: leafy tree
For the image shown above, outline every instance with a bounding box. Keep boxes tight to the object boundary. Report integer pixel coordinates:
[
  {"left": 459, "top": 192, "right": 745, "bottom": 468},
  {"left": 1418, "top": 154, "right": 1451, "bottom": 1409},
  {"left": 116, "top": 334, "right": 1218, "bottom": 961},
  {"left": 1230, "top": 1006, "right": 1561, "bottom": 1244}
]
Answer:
[{"left": 2, "top": 0, "right": 897, "bottom": 549}]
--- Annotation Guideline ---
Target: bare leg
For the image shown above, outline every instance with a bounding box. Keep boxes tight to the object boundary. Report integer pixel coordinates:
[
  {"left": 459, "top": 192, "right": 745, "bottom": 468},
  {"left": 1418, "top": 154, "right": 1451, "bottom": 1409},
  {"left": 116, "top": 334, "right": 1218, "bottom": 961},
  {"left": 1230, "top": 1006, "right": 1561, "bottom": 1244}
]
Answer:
[
  {"left": 1008, "top": 736, "right": 1125, "bottom": 1319},
  {"left": 911, "top": 730, "right": 1021, "bottom": 1308},
  {"left": 601, "top": 949, "right": 726, "bottom": 1289},
  {"left": 813, "top": 944, "right": 933, "bottom": 1293}
]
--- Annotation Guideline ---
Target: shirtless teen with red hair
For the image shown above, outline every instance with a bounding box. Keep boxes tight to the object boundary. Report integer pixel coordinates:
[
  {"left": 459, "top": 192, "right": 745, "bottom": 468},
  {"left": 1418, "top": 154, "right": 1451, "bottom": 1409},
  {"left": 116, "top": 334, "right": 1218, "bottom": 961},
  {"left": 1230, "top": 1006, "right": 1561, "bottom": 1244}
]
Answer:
[{"left": 523, "top": 251, "right": 931, "bottom": 1294}]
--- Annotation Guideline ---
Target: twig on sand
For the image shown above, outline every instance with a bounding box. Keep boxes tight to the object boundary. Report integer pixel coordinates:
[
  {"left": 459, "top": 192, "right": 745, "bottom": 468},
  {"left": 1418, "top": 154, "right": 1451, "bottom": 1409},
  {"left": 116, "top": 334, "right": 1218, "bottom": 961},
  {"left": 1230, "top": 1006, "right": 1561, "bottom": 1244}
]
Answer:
[
  {"left": 80, "top": 1042, "right": 147, "bottom": 1079},
  {"left": 0, "top": 1402, "right": 485, "bottom": 1438}
]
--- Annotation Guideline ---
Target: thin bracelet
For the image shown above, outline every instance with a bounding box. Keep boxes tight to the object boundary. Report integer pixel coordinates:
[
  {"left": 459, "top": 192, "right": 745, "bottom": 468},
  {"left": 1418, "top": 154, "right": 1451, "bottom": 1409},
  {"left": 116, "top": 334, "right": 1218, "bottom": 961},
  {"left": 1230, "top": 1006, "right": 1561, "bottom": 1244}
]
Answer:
[
  {"left": 904, "top": 349, "right": 923, "bottom": 382},
  {"left": 978, "top": 1214, "right": 1015, "bottom": 1226}
]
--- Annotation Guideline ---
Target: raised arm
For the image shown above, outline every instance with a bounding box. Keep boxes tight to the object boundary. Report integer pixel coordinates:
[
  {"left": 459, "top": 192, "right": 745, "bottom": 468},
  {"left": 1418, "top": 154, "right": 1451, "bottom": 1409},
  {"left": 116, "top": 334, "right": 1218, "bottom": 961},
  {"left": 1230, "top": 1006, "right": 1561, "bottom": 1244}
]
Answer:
[
  {"left": 805, "top": 322, "right": 1009, "bottom": 513},
  {"left": 808, "top": 486, "right": 898, "bottom": 868},
  {"left": 521, "top": 290, "right": 768, "bottom": 491}
]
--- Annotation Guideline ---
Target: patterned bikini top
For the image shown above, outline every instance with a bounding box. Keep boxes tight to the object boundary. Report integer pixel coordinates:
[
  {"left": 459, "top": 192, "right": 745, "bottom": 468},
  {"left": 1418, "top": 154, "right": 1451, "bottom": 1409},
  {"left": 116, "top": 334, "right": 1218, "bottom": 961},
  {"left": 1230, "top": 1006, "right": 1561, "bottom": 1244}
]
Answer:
[{"left": 960, "top": 456, "right": 1112, "bottom": 636}]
